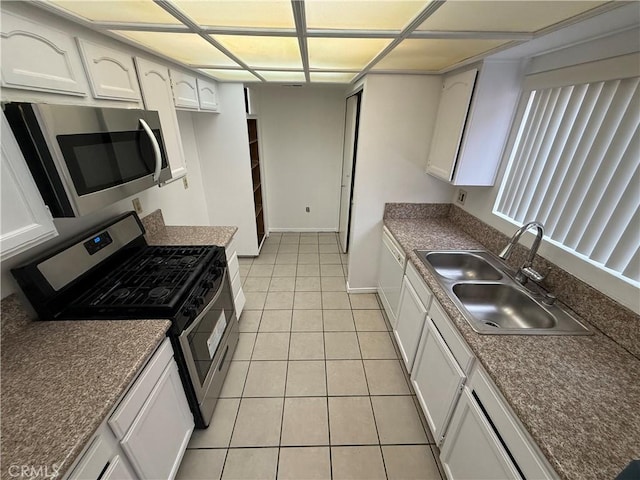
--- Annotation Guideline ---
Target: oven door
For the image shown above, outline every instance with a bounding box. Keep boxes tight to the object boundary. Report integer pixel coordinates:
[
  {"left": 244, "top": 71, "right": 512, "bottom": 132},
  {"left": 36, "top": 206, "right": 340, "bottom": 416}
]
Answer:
[
  {"left": 5, "top": 103, "right": 173, "bottom": 217},
  {"left": 178, "top": 268, "right": 237, "bottom": 422}
]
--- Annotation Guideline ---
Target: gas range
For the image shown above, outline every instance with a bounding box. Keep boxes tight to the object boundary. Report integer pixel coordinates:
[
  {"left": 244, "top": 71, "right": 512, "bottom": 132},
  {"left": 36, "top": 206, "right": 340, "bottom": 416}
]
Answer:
[{"left": 12, "top": 212, "right": 238, "bottom": 428}]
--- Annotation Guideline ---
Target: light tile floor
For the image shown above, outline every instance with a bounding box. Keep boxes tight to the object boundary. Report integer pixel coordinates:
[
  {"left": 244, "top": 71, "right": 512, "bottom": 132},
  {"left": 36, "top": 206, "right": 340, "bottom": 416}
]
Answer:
[{"left": 177, "top": 232, "right": 444, "bottom": 480}]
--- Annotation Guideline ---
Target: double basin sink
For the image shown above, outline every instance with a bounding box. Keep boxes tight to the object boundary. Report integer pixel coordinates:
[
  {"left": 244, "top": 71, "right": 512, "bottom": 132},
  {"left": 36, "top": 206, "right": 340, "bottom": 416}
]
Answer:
[{"left": 415, "top": 250, "right": 591, "bottom": 335}]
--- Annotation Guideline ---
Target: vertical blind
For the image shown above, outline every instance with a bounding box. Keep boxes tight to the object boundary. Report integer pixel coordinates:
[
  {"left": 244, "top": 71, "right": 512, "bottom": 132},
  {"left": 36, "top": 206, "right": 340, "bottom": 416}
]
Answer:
[{"left": 495, "top": 75, "right": 640, "bottom": 284}]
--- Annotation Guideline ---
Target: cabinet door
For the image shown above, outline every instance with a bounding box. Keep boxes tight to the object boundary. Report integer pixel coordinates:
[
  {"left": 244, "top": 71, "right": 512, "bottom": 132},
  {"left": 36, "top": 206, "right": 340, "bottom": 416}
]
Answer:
[
  {"left": 411, "top": 318, "right": 465, "bottom": 445},
  {"left": 197, "top": 77, "right": 219, "bottom": 111},
  {"left": 77, "top": 39, "right": 141, "bottom": 101},
  {"left": 426, "top": 69, "right": 477, "bottom": 182},
  {"left": 1, "top": 114, "right": 57, "bottom": 260},
  {"left": 0, "top": 11, "right": 87, "bottom": 95},
  {"left": 394, "top": 276, "right": 427, "bottom": 371},
  {"left": 102, "top": 455, "right": 137, "bottom": 480},
  {"left": 377, "top": 232, "right": 405, "bottom": 325},
  {"left": 440, "top": 389, "right": 521, "bottom": 480},
  {"left": 136, "top": 57, "right": 187, "bottom": 179},
  {"left": 171, "top": 70, "right": 200, "bottom": 110},
  {"left": 121, "top": 361, "right": 194, "bottom": 480}
]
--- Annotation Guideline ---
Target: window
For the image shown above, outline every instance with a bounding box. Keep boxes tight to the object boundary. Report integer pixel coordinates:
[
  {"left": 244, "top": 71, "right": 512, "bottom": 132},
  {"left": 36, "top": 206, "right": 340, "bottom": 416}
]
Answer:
[{"left": 494, "top": 54, "right": 639, "bottom": 288}]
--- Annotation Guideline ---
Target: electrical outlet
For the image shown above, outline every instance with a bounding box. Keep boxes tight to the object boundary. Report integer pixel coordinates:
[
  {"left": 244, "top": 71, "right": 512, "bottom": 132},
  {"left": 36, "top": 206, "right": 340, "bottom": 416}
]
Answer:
[
  {"left": 183, "top": 177, "right": 189, "bottom": 189},
  {"left": 305, "top": 206, "right": 310, "bottom": 213},
  {"left": 132, "top": 197, "right": 143, "bottom": 215},
  {"left": 457, "top": 189, "right": 467, "bottom": 205}
]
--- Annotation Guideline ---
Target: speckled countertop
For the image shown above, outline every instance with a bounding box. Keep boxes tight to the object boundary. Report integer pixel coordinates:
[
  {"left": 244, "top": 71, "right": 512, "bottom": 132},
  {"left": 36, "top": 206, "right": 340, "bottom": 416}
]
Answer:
[
  {"left": 384, "top": 217, "right": 640, "bottom": 480},
  {"left": 0, "top": 295, "right": 170, "bottom": 480},
  {"left": 142, "top": 209, "right": 237, "bottom": 247}
]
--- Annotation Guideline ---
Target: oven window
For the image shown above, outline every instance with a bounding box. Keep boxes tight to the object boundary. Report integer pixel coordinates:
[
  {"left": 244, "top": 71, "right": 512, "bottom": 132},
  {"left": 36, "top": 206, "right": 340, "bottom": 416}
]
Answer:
[
  {"left": 57, "top": 129, "right": 168, "bottom": 196},
  {"left": 187, "top": 307, "right": 229, "bottom": 384}
]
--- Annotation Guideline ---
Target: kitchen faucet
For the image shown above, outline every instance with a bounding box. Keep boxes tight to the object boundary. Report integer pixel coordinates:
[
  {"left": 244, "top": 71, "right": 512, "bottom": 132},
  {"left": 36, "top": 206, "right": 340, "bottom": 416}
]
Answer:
[{"left": 499, "top": 221, "right": 546, "bottom": 285}]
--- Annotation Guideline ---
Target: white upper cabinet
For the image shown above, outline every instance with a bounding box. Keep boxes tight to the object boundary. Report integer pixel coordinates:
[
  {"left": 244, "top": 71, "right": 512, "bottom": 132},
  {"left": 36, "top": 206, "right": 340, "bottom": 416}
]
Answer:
[
  {"left": 197, "top": 78, "right": 220, "bottom": 112},
  {"left": 77, "top": 39, "right": 141, "bottom": 102},
  {"left": 1, "top": 113, "right": 57, "bottom": 260},
  {"left": 427, "top": 69, "right": 477, "bottom": 183},
  {"left": 0, "top": 11, "right": 87, "bottom": 96},
  {"left": 170, "top": 70, "right": 200, "bottom": 110},
  {"left": 135, "top": 57, "right": 187, "bottom": 179},
  {"left": 426, "top": 61, "right": 522, "bottom": 186}
]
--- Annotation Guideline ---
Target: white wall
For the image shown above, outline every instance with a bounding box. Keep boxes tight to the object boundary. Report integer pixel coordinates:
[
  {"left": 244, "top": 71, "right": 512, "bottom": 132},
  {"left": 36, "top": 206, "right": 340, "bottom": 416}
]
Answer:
[
  {"left": 347, "top": 74, "right": 454, "bottom": 291},
  {"left": 457, "top": 28, "right": 640, "bottom": 313},
  {"left": 192, "top": 84, "right": 259, "bottom": 256},
  {"left": 252, "top": 85, "right": 346, "bottom": 231}
]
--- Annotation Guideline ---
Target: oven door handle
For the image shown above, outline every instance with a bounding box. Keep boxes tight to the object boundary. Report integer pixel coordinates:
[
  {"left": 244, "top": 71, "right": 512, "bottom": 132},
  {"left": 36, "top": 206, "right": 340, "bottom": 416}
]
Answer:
[
  {"left": 181, "top": 268, "right": 228, "bottom": 336},
  {"left": 139, "top": 118, "right": 162, "bottom": 184}
]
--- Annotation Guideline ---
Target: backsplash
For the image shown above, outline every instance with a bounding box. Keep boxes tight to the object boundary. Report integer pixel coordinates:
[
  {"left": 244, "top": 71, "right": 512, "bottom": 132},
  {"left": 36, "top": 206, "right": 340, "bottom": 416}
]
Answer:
[{"left": 385, "top": 203, "right": 640, "bottom": 358}]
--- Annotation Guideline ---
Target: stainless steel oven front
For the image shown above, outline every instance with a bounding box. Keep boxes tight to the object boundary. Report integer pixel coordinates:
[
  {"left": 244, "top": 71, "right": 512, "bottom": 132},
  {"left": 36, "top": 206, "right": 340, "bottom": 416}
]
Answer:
[{"left": 178, "top": 268, "right": 239, "bottom": 426}]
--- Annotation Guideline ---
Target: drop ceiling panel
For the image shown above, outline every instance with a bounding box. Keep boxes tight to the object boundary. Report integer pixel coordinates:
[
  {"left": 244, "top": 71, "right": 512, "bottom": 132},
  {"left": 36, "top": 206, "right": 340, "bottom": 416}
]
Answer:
[
  {"left": 212, "top": 35, "right": 302, "bottom": 68},
  {"left": 308, "top": 38, "right": 391, "bottom": 69},
  {"left": 113, "top": 31, "right": 238, "bottom": 66},
  {"left": 199, "top": 69, "right": 261, "bottom": 81},
  {"left": 173, "top": 0, "right": 295, "bottom": 28},
  {"left": 373, "top": 38, "right": 509, "bottom": 71},
  {"left": 49, "top": 0, "right": 181, "bottom": 24},
  {"left": 416, "top": 1, "right": 608, "bottom": 33},
  {"left": 305, "top": 0, "right": 427, "bottom": 30},
  {"left": 309, "top": 72, "right": 358, "bottom": 83},
  {"left": 258, "top": 71, "right": 306, "bottom": 82}
]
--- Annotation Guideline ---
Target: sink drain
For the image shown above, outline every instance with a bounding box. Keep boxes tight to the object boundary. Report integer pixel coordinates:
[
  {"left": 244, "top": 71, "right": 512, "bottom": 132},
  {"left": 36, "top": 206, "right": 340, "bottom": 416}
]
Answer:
[{"left": 484, "top": 321, "right": 500, "bottom": 328}]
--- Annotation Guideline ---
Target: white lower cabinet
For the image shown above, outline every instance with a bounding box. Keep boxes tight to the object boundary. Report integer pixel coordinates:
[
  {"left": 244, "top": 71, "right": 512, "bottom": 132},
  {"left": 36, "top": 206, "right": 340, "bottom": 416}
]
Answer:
[
  {"left": 440, "top": 388, "right": 521, "bottom": 480},
  {"left": 68, "top": 338, "right": 193, "bottom": 480},
  {"left": 395, "top": 276, "right": 428, "bottom": 370},
  {"left": 120, "top": 361, "right": 193, "bottom": 479},
  {"left": 412, "top": 317, "right": 466, "bottom": 445},
  {"left": 226, "top": 235, "right": 246, "bottom": 317},
  {"left": 377, "top": 227, "right": 406, "bottom": 326}
]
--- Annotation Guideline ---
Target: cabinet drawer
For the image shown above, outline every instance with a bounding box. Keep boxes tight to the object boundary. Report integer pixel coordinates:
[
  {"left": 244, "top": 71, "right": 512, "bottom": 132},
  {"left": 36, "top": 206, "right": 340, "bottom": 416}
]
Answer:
[
  {"left": 234, "top": 287, "right": 246, "bottom": 318},
  {"left": 228, "top": 251, "right": 240, "bottom": 281},
  {"left": 429, "top": 300, "right": 474, "bottom": 374},
  {"left": 109, "top": 338, "right": 172, "bottom": 440},
  {"left": 68, "top": 435, "right": 112, "bottom": 480},
  {"left": 231, "top": 267, "right": 241, "bottom": 298},
  {"left": 405, "top": 261, "right": 432, "bottom": 310},
  {"left": 226, "top": 236, "right": 238, "bottom": 261}
]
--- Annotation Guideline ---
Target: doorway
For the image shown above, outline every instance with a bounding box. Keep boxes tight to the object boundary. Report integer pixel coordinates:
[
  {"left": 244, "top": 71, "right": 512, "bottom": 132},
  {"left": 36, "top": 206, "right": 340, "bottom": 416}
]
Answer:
[{"left": 338, "top": 91, "right": 362, "bottom": 254}]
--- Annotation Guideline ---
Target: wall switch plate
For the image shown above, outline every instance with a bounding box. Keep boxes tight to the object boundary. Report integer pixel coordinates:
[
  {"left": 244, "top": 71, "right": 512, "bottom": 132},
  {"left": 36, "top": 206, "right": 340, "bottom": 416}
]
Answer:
[
  {"left": 183, "top": 177, "right": 189, "bottom": 189},
  {"left": 132, "top": 197, "right": 143, "bottom": 215},
  {"left": 457, "top": 189, "right": 467, "bottom": 205},
  {"left": 305, "top": 206, "right": 310, "bottom": 212}
]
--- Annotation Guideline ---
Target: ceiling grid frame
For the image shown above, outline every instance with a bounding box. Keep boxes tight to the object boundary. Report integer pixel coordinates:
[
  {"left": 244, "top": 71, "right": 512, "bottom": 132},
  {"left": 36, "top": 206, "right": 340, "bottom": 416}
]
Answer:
[{"left": 34, "top": 0, "right": 628, "bottom": 84}]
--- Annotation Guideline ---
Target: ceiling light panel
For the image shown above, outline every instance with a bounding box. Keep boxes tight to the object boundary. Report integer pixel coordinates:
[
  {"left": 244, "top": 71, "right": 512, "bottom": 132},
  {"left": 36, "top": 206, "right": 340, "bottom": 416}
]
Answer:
[
  {"left": 173, "top": 0, "right": 295, "bottom": 28},
  {"left": 309, "top": 72, "right": 357, "bottom": 83},
  {"left": 113, "top": 31, "right": 238, "bottom": 66},
  {"left": 257, "top": 71, "right": 307, "bottom": 82},
  {"left": 49, "top": 0, "right": 181, "bottom": 24},
  {"left": 416, "top": 1, "right": 608, "bottom": 33},
  {"left": 211, "top": 35, "right": 302, "bottom": 68},
  {"left": 373, "top": 38, "right": 508, "bottom": 71},
  {"left": 305, "top": 0, "right": 427, "bottom": 30},
  {"left": 308, "top": 38, "right": 391, "bottom": 69},
  {"left": 199, "top": 69, "right": 261, "bottom": 81}
]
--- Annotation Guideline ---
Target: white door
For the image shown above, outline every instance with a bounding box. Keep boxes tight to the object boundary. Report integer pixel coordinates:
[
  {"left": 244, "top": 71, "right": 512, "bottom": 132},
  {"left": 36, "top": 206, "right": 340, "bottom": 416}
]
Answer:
[{"left": 338, "top": 92, "right": 361, "bottom": 253}]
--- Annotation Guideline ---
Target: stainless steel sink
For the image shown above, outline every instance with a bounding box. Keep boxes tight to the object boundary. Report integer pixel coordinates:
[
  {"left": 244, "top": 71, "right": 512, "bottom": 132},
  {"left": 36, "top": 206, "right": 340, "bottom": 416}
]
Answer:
[
  {"left": 422, "top": 251, "right": 502, "bottom": 281},
  {"left": 414, "top": 250, "right": 591, "bottom": 335}
]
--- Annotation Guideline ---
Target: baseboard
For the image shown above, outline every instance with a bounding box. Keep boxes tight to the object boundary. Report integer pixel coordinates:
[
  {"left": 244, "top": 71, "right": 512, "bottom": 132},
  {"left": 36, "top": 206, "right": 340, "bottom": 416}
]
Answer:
[
  {"left": 345, "top": 281, "right": 378, "bottom": 294},
  {"left": 269, "top": 228, "right": 338, "bottom": 233}
]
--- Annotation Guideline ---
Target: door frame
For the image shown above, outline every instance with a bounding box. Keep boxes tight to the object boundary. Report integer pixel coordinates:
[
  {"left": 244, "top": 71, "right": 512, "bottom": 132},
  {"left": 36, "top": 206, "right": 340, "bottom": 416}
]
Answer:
[{"left": 338, "top": 89, "right": 362, "bottom": 254}]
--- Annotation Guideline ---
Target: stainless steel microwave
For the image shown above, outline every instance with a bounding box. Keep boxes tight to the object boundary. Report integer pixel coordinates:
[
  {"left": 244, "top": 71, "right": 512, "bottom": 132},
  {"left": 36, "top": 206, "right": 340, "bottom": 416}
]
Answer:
[{"left": 3, "top": 103, "right": 172, "bottom": 217}]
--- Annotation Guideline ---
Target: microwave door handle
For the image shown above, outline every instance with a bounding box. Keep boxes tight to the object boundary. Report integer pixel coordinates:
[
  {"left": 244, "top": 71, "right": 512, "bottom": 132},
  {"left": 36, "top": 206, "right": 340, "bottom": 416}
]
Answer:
[{"left": 139, "top": 118, "right": 162, "bottom": 184}]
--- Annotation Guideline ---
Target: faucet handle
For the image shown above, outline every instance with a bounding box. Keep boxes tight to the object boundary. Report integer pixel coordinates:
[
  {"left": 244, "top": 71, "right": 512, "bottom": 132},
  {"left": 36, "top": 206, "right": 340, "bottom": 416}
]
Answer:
[{"left": 519, "top": 266, "right": 547, "bottom": 283}]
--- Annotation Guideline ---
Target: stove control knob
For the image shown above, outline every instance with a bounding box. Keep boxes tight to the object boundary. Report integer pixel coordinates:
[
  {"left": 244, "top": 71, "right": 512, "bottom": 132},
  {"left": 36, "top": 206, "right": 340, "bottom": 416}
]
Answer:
[
  {"left": 194, "top": 296, "right": 205, "bottom": 307},
  {"left": 202, "top": 279, "right": 214, "bottom": 289},
  {"left": 184, "top": 307, "right": 197, "bottom": 320}
]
